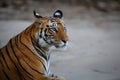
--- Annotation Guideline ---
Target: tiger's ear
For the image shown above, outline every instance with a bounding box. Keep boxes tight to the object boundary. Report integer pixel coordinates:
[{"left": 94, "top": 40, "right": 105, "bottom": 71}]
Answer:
[
  {"left": 33, "top": 10, "right": 42, "bottom": 18},
  {"left": 53, "top": 10, "right": 63, "bottom": 18}
]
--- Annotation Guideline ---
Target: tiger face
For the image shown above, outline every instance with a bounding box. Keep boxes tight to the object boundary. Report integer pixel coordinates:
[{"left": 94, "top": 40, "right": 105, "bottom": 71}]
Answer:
[{"left": 34, "top": 10, "right": 68, "bottom": 49}]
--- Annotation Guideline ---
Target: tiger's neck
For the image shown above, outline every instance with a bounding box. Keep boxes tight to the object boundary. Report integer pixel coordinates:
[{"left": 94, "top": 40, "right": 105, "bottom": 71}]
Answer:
[
  {"left": 20, "top": 24, "right": 51, "bottom": 61},
  {"left": 33, "top": 39, "right": 50, "bottom": 58}
]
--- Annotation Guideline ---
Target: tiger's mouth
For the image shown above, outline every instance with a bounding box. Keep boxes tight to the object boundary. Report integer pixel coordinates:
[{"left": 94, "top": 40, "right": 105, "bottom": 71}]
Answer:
[
  {"left": 55, "top": 43, "right": 66, "bottom": 48},
  {"left": 51, "top": 40, "right": 68, "bottom": 48}
]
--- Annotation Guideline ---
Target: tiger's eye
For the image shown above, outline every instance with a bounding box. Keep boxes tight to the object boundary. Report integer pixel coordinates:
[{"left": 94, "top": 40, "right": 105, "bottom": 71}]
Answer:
[
  {"left": 51, "top": 22, "right": 57, "bottom": 28},
  {"left": 50, "top": 27, "right": 58, "bottom": 33}
]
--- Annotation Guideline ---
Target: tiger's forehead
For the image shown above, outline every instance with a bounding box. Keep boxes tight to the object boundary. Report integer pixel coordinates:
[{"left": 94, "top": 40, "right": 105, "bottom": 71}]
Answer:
[{"left": 45, "top": 16, "right": 62, "bottom": 23}]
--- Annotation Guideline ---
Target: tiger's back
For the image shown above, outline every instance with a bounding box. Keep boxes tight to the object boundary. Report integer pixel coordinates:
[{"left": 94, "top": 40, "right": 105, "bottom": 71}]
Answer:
[
  {"left": 0, "top": 10, "right": 68, "bottom": 80},
  {"left": 0, "top": 35, "right": 46, "bottom": 80}
]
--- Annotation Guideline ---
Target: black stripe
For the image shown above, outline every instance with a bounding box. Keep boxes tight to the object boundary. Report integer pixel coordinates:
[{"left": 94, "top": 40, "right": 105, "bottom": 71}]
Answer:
[
  {"left": 16, "top": 35, "right": 46, "bottom": 76},
  {"left": 16, "top": 36, "right": 43, "bottom": 79},
  {"left": 20, "top": 33, "right": 46, "bottom": 63},
  {"left": 3, "top": 70, "right": 10, "bottom": 80},
  {"left": 35, "top": 47, "right": 47, "bottom": 60},
  {"left": 30, "top": 31, "right": 48, "bottom": 59},
  {"left": 39, "top": 28, "right": 43, "bottom": 38},
  {"left": 0, "top": 48, "right": 1, "bottom": 53},
  {"left": 30, "top": 39, "right": 48, "bottom": 72},
  {"left": 31, "top": 39, "right": 47, "bottom": 61},
  {"left": 10, "top": 39, "right": 34, "bottom": 80},
  {"left": 20, "top": 29, "right": 48, "bottom": 76},
  {"left": 23, "top": 59, "right": 44, "bottom": 75},
  {"left": 19, "top": 34, "right": 35, "bottom": 55},
  {"left": 9, "top": 39, "right": 24, "bottom": 80},
  {"left": 1, "top": 49, "right": 10, "bottom": 70},
  {"left": 44, "top": 28, "right": 47, "bottom": 34},
  {"left": 5, "top": 44, "right": 18, "bottom": 71},
  {"left": 43, "top": 38, "right": 50, "bottom": 45},
  {"left": 23, "top": 74, "right": 33, "bottom": 80},
  {"left": 0, "top": 49, "right": 5, "bottom": 68},
  {"left": 30, "top": 29, "right": 49, "bottom": 72},
  {"left": 5, "top": 41, "right": 22, "bottom": 80},
  {"left": 16, "top": 34, "right": 39, "bottom": 80},
  {"left": 0, "top": 60, "right": 4, "bottom": 68},
  {"left": 15, "top": 35, "right": 33, "bottom": 62},
  {"left": 28, "top": 29, "right": 48, "bottom": 63},
  {"left": 30, "top": 28, "right": 50, "bottom": 72}
]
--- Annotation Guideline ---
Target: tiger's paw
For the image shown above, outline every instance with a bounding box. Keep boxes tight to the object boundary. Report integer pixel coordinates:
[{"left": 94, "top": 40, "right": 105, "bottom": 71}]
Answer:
[
  {"left": 51, "top": 74, "right": 58, "bottom": 78},
  {"left": 50, "top": 74, "right": 65, "bottom": 80},
  {"left": 55, "top": 76, "right": 65, "bottom": 80}
]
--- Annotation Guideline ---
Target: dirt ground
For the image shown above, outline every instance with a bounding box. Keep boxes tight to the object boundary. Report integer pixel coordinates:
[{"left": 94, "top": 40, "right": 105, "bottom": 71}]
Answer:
[{"left": 0, "top": 4, "right": 120, "bottom": 80}]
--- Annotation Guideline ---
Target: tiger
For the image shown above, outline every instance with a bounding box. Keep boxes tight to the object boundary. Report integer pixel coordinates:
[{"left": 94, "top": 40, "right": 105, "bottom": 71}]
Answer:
[{"left": 0, "top": 10, "right": 68, "bottom": 80}]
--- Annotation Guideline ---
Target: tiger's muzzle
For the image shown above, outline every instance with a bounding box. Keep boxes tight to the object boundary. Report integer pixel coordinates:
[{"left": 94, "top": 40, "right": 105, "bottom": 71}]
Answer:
[{"left": 51, "top": 40, "right": 68, "bottom": 48}]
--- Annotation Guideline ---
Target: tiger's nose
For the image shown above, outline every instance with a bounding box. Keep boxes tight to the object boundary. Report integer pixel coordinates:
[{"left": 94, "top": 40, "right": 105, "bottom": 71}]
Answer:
[{"left": 62, "top": 40, "right": 67, "bottom": 43}]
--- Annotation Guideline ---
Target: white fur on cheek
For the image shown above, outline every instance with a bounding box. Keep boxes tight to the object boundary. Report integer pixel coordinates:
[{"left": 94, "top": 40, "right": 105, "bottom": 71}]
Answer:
[{"left": 38, "top": 38, "right": 48, "bottom": 47}]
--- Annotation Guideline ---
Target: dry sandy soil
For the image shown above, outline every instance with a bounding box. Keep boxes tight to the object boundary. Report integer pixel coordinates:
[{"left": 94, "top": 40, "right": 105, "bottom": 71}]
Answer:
[{"left": 0, "top": 17, "right": 120, "bottom": 80}]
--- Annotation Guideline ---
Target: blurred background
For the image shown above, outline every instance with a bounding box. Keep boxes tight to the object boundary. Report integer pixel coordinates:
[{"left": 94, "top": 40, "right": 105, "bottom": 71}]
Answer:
[
  {"left": 0, "top": 0, "right": 120, "bottom": 20},
  {"left": 0, "top": 0, "right": 120, "bottom": 80}
]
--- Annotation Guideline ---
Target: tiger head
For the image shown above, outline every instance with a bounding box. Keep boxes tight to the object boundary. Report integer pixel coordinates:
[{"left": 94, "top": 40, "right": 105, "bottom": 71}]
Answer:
[{"left": 33, "top": 10, "right": 68, "bottom": 49}]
